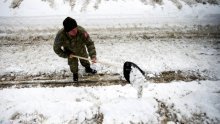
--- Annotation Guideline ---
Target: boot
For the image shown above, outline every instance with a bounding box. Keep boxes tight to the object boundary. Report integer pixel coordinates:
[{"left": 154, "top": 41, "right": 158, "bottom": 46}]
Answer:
[
  {"left": 73, "top": 73, "right": 78, "bottom": 82},
  {"left": 85, "top": 67, "right": 97, "bottom": 74}
]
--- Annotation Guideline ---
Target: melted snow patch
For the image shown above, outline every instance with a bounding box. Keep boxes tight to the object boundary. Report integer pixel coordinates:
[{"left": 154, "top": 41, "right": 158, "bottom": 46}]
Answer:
[{"left": 130, "top": 66, "right": 147, "bottom": 98}]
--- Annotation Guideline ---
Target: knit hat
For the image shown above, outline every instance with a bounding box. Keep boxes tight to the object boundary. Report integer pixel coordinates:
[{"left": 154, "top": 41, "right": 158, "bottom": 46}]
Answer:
[{"left": 63, "top": 17, "right": 77, "bottom": 32}]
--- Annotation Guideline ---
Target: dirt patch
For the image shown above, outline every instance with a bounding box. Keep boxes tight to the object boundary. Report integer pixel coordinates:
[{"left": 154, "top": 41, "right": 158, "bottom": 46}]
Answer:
[
  {"left": 155, "top": 98, "right": 220, "bottom": 124},
  {"left": 169, "top": 0, "right": 183, "bottom": 9},
  {"left": 10, "top": 111, "right": 46, "bottom": 124},
  {"left": 155, "top": 98, "right": 178, "bottom": 124},
  {"left": 67, "top": 111, "right": 103, "bottom": 124},
  {"left": 181, "top": 0, "right": 219, "bottom": 5},
  {"left": 10, "top": 0, "right": 23, "bottom": 9},
  {"left": 94, "top": 0, "right": 102, "bottom": 9},
  {"left": 140, "top": 0, "right": 163, "bottom": 5},
  {"left": 148, "top": 70, "right": 207, "bottom": 83},
  {"left": 96, "top": 113, "right": 104, "bottom": 124},
  {"left": 181, "top": 112, "right": 219, "bottom": 124}
]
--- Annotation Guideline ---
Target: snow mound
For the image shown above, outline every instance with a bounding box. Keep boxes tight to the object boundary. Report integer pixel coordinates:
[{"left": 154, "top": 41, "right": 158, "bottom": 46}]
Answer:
[
  {"left": 130, "top": 66, "right": 148, "bottom": 98},
  {"left": 8, "top": 0, "right": 220, "bottom": 9}
]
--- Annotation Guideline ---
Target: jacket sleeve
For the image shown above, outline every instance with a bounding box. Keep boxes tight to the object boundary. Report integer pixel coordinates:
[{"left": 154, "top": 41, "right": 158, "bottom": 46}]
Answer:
[
  {"left": 84, "top": 33, "right": 96, "bottom": 59},
  {"left": 53, "top": 33, "right": 69, "bottom": 58}
]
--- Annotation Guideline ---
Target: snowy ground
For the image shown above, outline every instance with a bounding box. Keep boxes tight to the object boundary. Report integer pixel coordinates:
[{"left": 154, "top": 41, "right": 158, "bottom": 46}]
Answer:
[
  {"left": 1, "top": 0, "right": 220, "bottom": 124},
  {"left": 1, "top": 26, "right": 220, "bottom": 123},
  {"left": 1, "top": 81, "right": 220, "bottom": 123},
  {"left": 1, "top": 26, "right": 220, "bottom": 81}
]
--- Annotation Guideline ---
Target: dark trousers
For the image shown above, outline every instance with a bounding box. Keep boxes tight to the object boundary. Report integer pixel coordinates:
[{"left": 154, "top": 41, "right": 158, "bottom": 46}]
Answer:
[{"left": 68, "top": 56, "right": 90, "bottom": 74}]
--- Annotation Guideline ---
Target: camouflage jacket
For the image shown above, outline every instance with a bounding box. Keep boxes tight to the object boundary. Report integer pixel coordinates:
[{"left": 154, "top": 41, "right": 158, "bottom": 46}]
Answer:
[{"left": 53, "top": 26, "right": 96, "bottom": 59}]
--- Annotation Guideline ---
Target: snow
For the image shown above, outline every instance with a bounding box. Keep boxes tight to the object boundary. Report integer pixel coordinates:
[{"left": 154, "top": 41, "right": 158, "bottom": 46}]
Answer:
[
  {"left": 1, "top": 0, "right": 220, "bottom": 26},
  {"left": 130, "top": 66, "right": 147, "bottom": 98},
  {"left": 0, "top": 0, "right": 220, "bottom": 123},
  {"left": 0, "top": 81, "right": 220, "bottom": 123},
  {"left": 1, "top": 38, "right": 219, "bottom": 79}
]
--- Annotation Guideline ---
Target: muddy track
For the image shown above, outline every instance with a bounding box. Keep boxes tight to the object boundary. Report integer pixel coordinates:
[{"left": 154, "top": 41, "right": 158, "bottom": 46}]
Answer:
[
  {"left": 0, "top": 73, "right": 126, "bottom": 88},
  {"left": 0, "top": 70, "right": 208, "bottom": 81},
  {"left": 0, "top": 79, "right": 128, "bottom": 89},
  {"left": 0, "top": 70, "right": 211, "bottom": 89}
]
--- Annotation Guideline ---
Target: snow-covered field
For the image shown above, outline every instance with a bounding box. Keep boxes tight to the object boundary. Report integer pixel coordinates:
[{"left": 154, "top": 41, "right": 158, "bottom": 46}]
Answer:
[
  {"left": 0, "top": 0, "right": 220, "bottom": 123},
  {"left": 1, "top": 81, "right": 220, "bottom": 123}
]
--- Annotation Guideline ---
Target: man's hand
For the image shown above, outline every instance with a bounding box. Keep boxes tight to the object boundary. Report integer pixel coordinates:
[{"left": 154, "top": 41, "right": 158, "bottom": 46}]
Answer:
[
  {"left": 91, "top": 57, "right": 97, "bottom": 63},
  {"left": 69, "top": 54, "right": 75, "bottom": 58}
]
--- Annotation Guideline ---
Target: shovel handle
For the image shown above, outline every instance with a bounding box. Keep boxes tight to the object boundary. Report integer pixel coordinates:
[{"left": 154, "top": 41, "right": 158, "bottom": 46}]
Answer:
[
  {"left": 70, "top": 55, "right": 91, "bottom": 61},
  {"left": 70, "top": 55, "right": 118, "bottom": 67}
]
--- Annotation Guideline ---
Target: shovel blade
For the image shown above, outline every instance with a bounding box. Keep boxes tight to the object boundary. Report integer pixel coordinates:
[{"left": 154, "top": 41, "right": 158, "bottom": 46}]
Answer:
[{"left": 123, "top": 61, "right": 145, "bottom": 83}]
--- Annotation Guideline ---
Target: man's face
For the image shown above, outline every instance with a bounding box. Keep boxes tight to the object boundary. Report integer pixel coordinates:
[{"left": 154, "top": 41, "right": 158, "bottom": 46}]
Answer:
[{"left": 68, "top": 27, "right": 78, "bottom": 37}]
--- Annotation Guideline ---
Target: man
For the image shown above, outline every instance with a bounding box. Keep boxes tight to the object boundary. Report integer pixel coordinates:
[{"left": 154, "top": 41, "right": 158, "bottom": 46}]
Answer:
[{"left": 53, "top": 17, "right": 97, "bottom": 82}]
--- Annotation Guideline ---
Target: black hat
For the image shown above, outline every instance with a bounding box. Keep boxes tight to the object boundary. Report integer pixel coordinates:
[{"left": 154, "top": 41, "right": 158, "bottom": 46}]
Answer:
[{"left": 63, "top": 17, "right": 77, "bottom": 32}]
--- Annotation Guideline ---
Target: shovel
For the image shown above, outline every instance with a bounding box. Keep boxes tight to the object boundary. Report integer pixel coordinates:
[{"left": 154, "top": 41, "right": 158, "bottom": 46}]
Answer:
[{"left": 70, "top": 55, "right": 145, "bottom": 83}]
